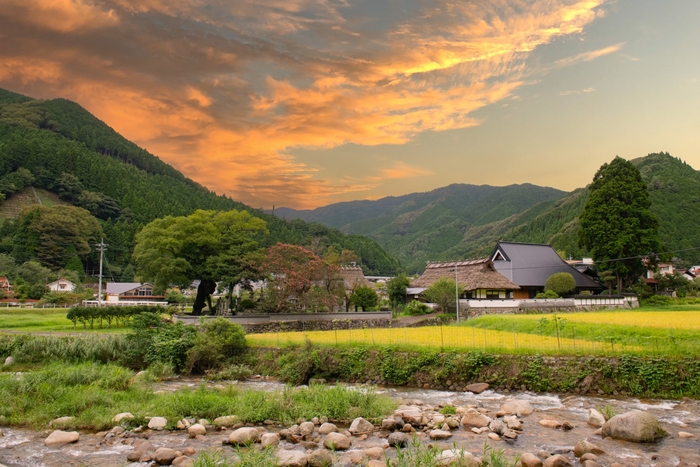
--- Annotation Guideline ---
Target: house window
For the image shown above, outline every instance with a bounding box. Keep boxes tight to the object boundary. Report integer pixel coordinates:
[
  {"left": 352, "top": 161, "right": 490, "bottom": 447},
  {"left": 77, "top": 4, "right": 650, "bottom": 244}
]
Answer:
[
  {"left": 60, "top": 284, "right": 66, "bottom": 290},
  {"left": 486, "top": 290, "right": 501, "bottom": 299},
  {"left": 136, "top": 287, "right": 153, "bottom": 296}
]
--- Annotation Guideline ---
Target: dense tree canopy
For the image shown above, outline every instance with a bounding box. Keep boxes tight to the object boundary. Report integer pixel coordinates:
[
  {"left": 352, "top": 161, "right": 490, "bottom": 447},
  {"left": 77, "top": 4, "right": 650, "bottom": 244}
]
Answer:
[
  {"left": 133, "top": 209, "right": 267, "bottom": 314},
  {"left": 578, "top": 157, "right": 662, "bottom": 291},
  {"left": 424, "top": 277, "right": 458, "bottom": 312},
  {"left": 544, "top": 272, "right": 576, "bottom": 296}
]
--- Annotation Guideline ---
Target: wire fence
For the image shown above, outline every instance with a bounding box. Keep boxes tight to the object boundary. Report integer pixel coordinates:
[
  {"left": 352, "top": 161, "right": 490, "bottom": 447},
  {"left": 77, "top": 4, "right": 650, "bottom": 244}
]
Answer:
[{"left": 246, "top": 324, "right": 700, "bottom": 357}]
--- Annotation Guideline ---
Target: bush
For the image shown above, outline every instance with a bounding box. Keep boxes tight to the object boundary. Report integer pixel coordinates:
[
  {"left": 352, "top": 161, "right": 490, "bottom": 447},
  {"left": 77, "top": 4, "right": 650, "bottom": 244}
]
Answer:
[
  {"left": 185, "top": 318, "right": 247, "bottom": 373},
  {"left": 535, "top": 290, "right": 559, "bottom": 299},
  {"left": 121, "top": 313, "right": 196, "bottom": 371},
  {"left": 544, "top": 272, "right": 576, "bottom": 296},
  {"left": 404, "top": 300, "right": 430, "bottom": 316},
  {"left": 66, "top": 305, "right": 167, "bottom": 329}
]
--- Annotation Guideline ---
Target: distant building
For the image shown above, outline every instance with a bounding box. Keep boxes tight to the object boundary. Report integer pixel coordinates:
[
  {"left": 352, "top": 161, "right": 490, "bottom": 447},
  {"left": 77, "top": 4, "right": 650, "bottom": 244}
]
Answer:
[
  {"left": 491, "top": 241, "right": 602, "bottom": 297},
  {"left": 0, "top": 276, "right": 12, "bottom": 295},
  {"left": 47, "top": 278, "right": 76, "bottom": 293},
  {"left": 105, "top": 282, "right": 165, "bottom": 303}
]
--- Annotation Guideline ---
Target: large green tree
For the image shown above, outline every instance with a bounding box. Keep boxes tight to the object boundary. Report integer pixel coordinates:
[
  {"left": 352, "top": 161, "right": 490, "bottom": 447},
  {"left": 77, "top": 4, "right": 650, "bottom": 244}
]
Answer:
[
  {"left": 578, "top": 157, "right": 662, "bottom": 292},
  {"left": 133, "top": 209, "right": 267, "bottom": 315},
  {"left": 424, "top": 277, "right": 459, "bottom": 312}
]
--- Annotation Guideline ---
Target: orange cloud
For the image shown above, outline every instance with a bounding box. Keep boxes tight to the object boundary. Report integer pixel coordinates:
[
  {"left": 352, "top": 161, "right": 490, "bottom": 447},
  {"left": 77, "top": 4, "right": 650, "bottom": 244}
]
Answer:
[{"left": 0, "top": 0, "right": 609, "bottom": 208}]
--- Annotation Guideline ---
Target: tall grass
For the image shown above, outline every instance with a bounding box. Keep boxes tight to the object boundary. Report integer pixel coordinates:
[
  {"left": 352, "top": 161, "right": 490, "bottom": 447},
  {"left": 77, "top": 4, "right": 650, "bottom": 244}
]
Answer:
[
  {"left": 0, "top": 333, "right": 128, "bottom": 364},
  {"left": 0, "top": 363, "right": 397, "bottom": 430}
]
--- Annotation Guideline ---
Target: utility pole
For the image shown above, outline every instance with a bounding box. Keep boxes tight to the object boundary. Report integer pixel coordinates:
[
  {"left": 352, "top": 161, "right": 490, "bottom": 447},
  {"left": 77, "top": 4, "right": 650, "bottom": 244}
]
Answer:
[
  {"left": 454, "top": 266, "right": 460, "bottom": 324},
  {"left": 95, "top": 238, "right": 108, "bottom": 306}
]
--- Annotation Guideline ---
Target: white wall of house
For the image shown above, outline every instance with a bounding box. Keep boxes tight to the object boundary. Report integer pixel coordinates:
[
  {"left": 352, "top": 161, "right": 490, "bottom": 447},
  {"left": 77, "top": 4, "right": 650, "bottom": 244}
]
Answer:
[{"left": 47, "top": 279, "right": 76, "bottom": 292}]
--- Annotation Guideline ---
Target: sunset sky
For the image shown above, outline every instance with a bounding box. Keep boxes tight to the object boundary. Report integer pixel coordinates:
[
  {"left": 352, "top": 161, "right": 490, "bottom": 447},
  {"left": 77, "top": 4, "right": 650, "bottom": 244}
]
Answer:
[{"left": 1, "top": 0, "right": 698, "bottom": 209}]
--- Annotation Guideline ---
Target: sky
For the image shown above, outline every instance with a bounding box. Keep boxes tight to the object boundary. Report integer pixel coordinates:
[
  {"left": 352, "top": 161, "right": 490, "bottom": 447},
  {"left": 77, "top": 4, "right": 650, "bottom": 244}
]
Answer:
[{"left": 0, "top": 0, "right": 698, "bottom": 209}]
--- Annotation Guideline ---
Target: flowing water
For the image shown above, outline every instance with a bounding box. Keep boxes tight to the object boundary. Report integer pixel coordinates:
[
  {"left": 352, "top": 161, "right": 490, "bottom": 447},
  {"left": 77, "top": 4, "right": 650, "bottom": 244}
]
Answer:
[{"left": 1, "top": 377, "right": 698, "bottom": 466}]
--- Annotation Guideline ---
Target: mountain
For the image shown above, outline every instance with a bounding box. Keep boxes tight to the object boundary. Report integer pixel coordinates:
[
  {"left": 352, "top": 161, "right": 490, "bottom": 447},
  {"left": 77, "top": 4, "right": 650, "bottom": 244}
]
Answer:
[
  {"left": 0, "top": 88, "right": 400, "bottom": 275},
  {"left": 273, "top": 153, "right": 700, "bottom": 271},
  {"left": 273, "top": 183, "right": 567, "bottom": 272}
]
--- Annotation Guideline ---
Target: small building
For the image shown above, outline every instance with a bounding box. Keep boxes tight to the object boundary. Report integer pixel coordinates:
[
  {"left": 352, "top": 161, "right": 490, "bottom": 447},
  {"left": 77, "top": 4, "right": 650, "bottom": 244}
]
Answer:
[
  {"left": 105, "top": 282, "right": 165, "bottom": 303},
  {"left": 338, "top": 266, "right": 371, "bottom": 290},
  {"left": 491, "top": 241, "right": 602, "bottom": 297},
  {"left": 412, "top": 259, "right": 520, "bottom": 300},
  {"left": 0, "top": 276, "right": 12, "bottom": 295},
  {"left": 47, "top": 278, "right": 76, "bottom": 293}
]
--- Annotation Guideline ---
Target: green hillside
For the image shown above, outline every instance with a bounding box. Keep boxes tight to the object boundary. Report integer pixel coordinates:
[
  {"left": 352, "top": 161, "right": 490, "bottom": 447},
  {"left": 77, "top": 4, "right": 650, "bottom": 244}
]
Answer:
[
  {"left": 0, "top": 88, "right": 400, "bottom": 275},
  {"left": 277, "top": 153, "right": 700, "bottom": 272}
]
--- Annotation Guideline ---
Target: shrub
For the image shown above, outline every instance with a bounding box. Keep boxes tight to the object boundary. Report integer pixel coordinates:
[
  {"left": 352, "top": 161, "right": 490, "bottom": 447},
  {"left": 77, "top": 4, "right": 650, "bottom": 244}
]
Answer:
[
  {"left": 404, "top": 300, "right": 430, "bottom": 316},
  {"left": 535, "top": 290, "right": 559, "bottom": 299},
  {"left": 544, "top": 272, "right": 576, "bottom": 296},
  {"left": 185, "top": 318, "right": 247, "bottom": 373}
]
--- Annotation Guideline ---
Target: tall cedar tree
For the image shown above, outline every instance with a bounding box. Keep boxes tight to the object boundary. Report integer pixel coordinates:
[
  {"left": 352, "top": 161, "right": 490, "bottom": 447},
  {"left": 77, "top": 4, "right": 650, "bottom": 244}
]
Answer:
[{"left": 578, "top": 156, "right": 662, "bottom": 292}]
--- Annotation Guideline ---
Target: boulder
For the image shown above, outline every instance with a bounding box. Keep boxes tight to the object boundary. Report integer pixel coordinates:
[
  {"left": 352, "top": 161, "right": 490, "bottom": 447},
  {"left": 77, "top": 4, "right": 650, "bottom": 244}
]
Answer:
[
  {"left": 678, "top": 431, "right": 696, "bottom": 439},
  {"left": 503, "top": 429, "right": 518, "bottom": 439},
  {"left": 349, "top": 417, "right": 374, "bottom": 435},
  {"left": 45, "top": 430, "right": 80, "bottom": 447},
  {"left": 213, "top": 415, "right": 241, "bottom": 426},
  {"left": 539, "top": 419, "right": 561, "bottom": 429},
  {"left": 381, "top": 418, "right": 396, "bottom": 430},
  {"left": 3, "top": 356, "right": 14, "bottom": 366},
  {"left": 587, "top": 409, "right": 606, "bottom": 428},
  {"left": 308, "top": 449, "right": 333, "bottom": 467},
  {"left": 363, "top": 447, "right": 385, "bottom": 459},
  {"left": 543, "top": 455, "right": 573, "bottom": 467},
  {"left": 520, "top": 453, "right": 543, "bottom": 467},
  {"left": 387, "top": 432, "right": 409, "bottom": 448},
  {"left": 276, "top": 449, "right": 308, "bottom": 467},
  {"left": 601, "top": 411, "right": 667, "bottom": 443},
  {"left": 148, "top": 417, "right": 168, "bottom": 430},
  {"left": 438, "top": 449, "right": 480, "bottom": 466},
  {"left": 114, "top": 412, "right": 135, "bottom": 423},
  {"left": 300, "top": 421, "right": 315, "bottom": 436},
  {"left": 500, "top": 399, "right": 534, "bottom": 416},
  {"left": 188, "top": 423, "right": 206, "bottom": 438},
  {"left": 323, "top": 432, "right": 351, "bottom": 450},
  {"left": 460, "top": 411, "right": 491, "bottom": 428},
  {"left": 429, "top": 429, "right": 452, "bottom": 440},
  {"left": 229, "top": 427, "right": 260, "bottom": 445},
  {"left": 395, "top": 408, "right": 423, "bottom": 425},
  {"left": 465, "top": 382, "right": 489, "bottom": 394},
  {"left": 573, "top": 440, "right": 604, "bottom": 457},
  {"left": 489, "top": 419, "right": 505, "bottom": 435},
  {"left": 581, "top": 461, "right": 600, "bottom": 467},
  {"left": 318, "top": 423, "right": 337, "bottom": 435},
  {"left": 50, "top": 416, "right": 75, "bottom": 428},
  {"left": 172, "top": 457, "right": 195, "bottom": 467},
  {"left": 154, "top": 448, "right": 177, "bottom": 465},
  {"left": 261, "top": 433, "right": 280, "bottom": 448},
  {"left": 504, "top": 415, "right": 522, "bottom": 431},
  {"left": 488, "top": 432, "right": 500, "bottom": 441}
]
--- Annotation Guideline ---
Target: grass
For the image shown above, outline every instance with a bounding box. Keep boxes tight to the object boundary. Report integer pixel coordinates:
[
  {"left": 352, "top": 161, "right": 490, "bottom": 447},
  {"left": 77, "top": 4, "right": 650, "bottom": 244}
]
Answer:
[
  {"left": 246, "top": 309, "right": 700, "bottom": 356},
  {"left": 0, "top": 362, "right": 397, "bottom": 431},
  {"left": 0, "top": 307, "right": 127, "bottom": 333}
]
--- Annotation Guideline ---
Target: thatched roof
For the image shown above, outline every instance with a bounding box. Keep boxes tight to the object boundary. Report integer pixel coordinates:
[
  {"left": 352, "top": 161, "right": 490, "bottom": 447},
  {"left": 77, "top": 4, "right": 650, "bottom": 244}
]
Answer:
[
  {"left": 412, "top": 259, "right": 520, "bottom": 291},
  {"left": 339, "top": 266, "right": 371, "bottom": 289}
]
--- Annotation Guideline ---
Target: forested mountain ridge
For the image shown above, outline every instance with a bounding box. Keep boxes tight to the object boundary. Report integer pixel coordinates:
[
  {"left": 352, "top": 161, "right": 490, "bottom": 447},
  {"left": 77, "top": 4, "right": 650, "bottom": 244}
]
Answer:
[
  {"left": 0, "top": 88, "right": 400, "bottom": 276},
  {"left": 273, "top": 183, "right": 568, "bottom": 272},
  {"left": 274, "top": 153, "right": 700, "bottom": 271}
]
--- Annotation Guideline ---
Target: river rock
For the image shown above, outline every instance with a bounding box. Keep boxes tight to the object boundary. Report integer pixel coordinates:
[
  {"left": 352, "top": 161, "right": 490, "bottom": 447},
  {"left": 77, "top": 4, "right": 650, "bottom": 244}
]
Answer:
[
  {"left": 172, "top": 457, "right": 194, "bottom": 467},
  {"left": 574, "top": 440, "right": 604, "bottom": 457},
  {"left": 465, "top": 383, "right": 489, "bottom": 394},
  {"left": 154, "top": 448, "right": 177, "bottom": 465},
  {"left": 3, "top": 356, "right": 14, "bottom": 366},
  {"left": 678, "top": 431, "right": 696, "bottom": 439},
  {"left": 488, "top": 432, "right": 500, "bottom": 441},
  {"left": 581, "top": 461, "right": 600, "bottom": 467},
  {"left": 501, "top": 399, "right": 534, "bottom": 416},
  {"left": 396, "top": 407, "right": 423, "bottom": 425},
  {"left": 276, "top": 449, "right": 308, "bottom": 467},
  {"left": 323, "top": 432, "right": 351, "bottom": 450},
  {"left": 543, "top": 455, "right": 573, "bottom": 467},
  {"left": 587, "top": 409, "right": 606, "bottom": 428},
  {"left": 367, "top": 461, "right": 384, "bottom": 467},
  {"left": 489, "top": 419, "right": 505, "bottom": 435},
  {"left": 261, "top": 433, "right": 280, "bottom": 448},
  {"left": 50, "top": 416, "right": 75, "bottom": 428},
  {"left": 601, "top": 411, "right": 667, "bottom": 442},
  {"left": 0, "top": 429, "right": 3, "bottom": 437},
  {"left": 308, "top": 449, "right": 333, "bottom": 467},
  {"left": 381, "top": 418, "right": 396, "bottom": 430},
  {"left": 520, "top": 453, "right": 543, "bottom": 467},
  {"left": 503, "top": 429, "right": 518, "bottom": 439},
  {"left": 318, "top": 422, "right": 337, "bottom": 434},
  {"left": 114, "top": 412, "right": 134, "bottom": 423},
  {"left": 429, "top": 429, "right": 452, "bottom": 440},
  {"left": 349, "top": 417, "right": 374, "bottom": 434},
  {"left": 300, "top": 421, "right": 315, "bottom": 436},
  {"left": 214, "top": 415, "right": 241, "bottom": 426},
  {"left": 539, "top": 419, "right": 562, "bottom": 429},
  {"left": 148, "top": 417, "right": 168, "bottom": 430},
  {"left": 461, "top": 410, "right": 491, "bottom": 428},
  {"left": 504, "top": 415, "right": 522, "bottom": 430},
  {"left": 45, "top": 430, "right": 80, "bottom": 447},
  {"left": 438, "top": 449, "right": 479, "bottom": 466},
  {"left": 229, "top": 427, "right": 260, "bottom": 445},
  {"left": 364, "top": 447, "right": 384, "bottom": 459},
  {"left": 188, "top": 423, "right": 206, "bottom": 438},
  {"left": 387, "top": 432, "right": 409, "bottom": 448}
]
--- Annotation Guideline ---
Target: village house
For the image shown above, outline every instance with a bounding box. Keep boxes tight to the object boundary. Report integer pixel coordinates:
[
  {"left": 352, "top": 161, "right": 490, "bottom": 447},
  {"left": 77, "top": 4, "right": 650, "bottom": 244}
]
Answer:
[
  {"left": 411, "top": 258, "right": 520, "bottom": 300},
  {"left": 47, "top": 278, "right": 76, "bottom": 293},
  {"left": 0, "top": 276, "right": 12, "bottom": 296},
  {"left": 491, "top": 241, "right": 601, "bottom": 297},
  {"left": 105, "top": 282, "right": 165, "bottom": 303}
]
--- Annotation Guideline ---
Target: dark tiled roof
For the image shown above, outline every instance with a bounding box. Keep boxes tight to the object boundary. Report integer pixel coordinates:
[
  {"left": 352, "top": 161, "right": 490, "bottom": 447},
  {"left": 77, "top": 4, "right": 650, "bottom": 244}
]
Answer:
[{"left": 491, "top": 242, "right": 601, "bottom": 288}]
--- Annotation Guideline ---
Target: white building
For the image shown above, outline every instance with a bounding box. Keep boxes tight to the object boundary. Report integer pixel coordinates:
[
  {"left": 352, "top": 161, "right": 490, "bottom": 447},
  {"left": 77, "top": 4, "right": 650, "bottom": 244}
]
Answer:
[{"left": 47, "top": 278, "right": 76, "bottom": 293}]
